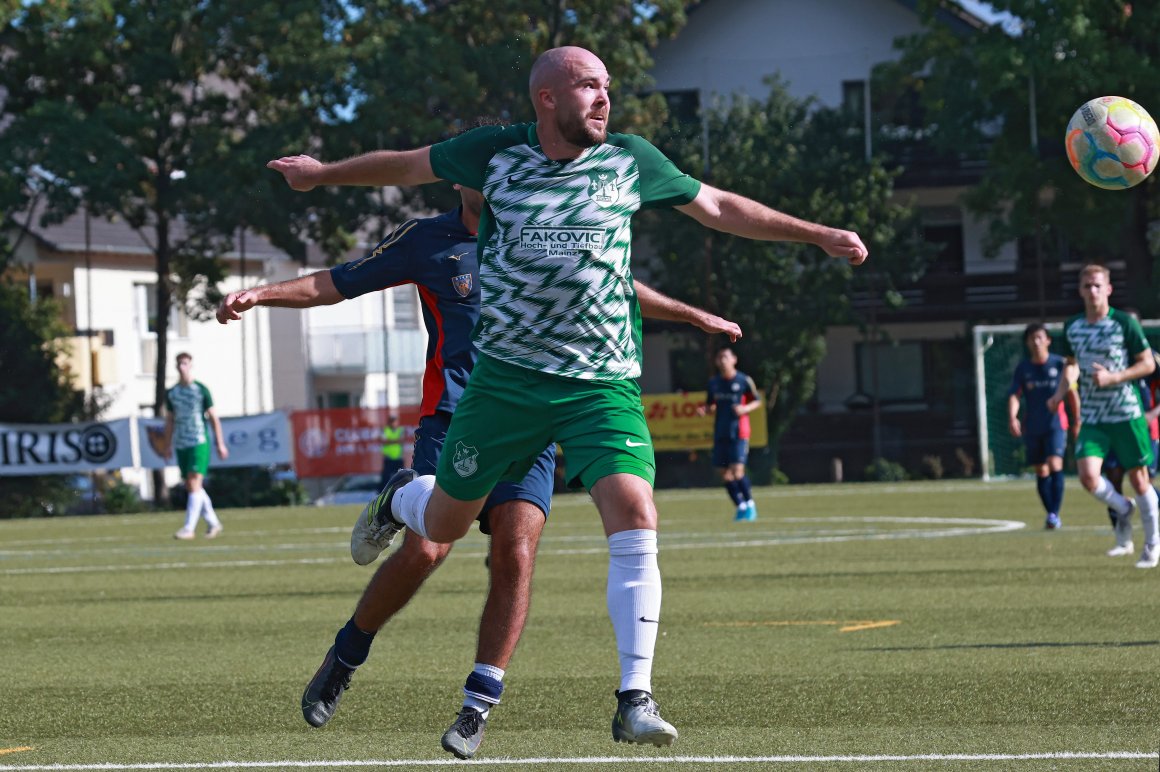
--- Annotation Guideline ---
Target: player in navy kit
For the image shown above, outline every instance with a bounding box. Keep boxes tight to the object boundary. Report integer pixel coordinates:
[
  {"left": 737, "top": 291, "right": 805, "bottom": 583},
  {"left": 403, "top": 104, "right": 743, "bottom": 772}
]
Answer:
[
  {"left": 1007, "top": 323, "right": 1076, "bottom": 529},
  {"left": 217, "top": 184, "right": 741, "bottom": 757},
  {"left": 701, "top": 347, "right": 762, "bottom": 521}
]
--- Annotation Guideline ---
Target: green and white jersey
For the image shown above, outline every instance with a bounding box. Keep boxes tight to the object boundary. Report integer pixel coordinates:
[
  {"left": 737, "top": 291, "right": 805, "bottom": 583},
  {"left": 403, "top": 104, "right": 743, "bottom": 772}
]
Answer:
[
  {"left": 1060, "top": 308, "right": 1150, "bottom": 425},
  {"left": 165, "top": 380, "right": 214, "bottom": 449},
  {"left": 430, "top": 123, "right": 701, "bottom": 381}
]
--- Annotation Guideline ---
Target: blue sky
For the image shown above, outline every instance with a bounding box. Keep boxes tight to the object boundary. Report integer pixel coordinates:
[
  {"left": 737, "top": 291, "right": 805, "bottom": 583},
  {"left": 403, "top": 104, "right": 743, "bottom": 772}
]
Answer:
[{"left": 956, "top": 0, "right": 1021, "bottom": 32}]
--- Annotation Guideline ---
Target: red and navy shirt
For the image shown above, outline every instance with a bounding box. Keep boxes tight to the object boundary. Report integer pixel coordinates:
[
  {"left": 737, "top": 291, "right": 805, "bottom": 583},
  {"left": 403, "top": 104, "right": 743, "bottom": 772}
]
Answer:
[
  {"left": 706, "top": 371, "right": 760, "bottom": 441},
  {"left": 330, "top": 208, "right": 478, "bottom": 417}
]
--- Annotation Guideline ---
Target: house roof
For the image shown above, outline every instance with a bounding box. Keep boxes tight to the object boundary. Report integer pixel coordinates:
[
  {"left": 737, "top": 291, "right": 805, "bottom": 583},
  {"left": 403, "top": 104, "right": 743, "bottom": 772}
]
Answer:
[{"left": 687, "top": 0, "right": 987, "bottom": 36}]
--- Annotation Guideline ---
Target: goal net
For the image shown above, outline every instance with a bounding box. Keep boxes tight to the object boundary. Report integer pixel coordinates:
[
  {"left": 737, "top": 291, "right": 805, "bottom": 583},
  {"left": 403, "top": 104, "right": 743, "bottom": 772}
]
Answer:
[{"left": 973, "top": 320, "right": 1160, "bottom": 480}]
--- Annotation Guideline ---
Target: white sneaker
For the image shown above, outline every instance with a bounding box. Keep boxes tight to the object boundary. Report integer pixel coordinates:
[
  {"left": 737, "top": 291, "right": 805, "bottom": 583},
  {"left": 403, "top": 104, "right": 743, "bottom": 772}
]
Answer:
[
  {"left": 611, "top": 690, "right": 678, "bottom": 746},
  {"left": 174, "top": 528, "right": 195, "bottom": 540},
  {"left": 206, "top": 525, "right": 223, "bottom": 539},
  {"left": 1107, "top": 541, "right": 1135, "bottom": 558},
  {"left": 1135, "top": 543, "right": 1159, "bottom": 569}
]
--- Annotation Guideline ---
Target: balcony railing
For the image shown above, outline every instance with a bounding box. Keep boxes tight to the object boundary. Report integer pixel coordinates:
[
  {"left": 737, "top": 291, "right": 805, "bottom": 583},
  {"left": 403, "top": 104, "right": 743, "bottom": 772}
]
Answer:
[{"left": 308, "top": 329, "right": 427, "bottom": 375}]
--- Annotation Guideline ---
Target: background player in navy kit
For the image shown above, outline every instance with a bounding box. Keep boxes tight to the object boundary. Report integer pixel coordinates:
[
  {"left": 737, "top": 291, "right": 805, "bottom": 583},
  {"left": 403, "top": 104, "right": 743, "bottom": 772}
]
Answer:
[
  {"left": 1006, "top": 323, "right": 1078, "bottom": 529},
  {"left": 217, "top": 185, "right": 741, "bottom": 758},
  {"left": 699, "top": 347, "right": 762, "bottom": 521}
]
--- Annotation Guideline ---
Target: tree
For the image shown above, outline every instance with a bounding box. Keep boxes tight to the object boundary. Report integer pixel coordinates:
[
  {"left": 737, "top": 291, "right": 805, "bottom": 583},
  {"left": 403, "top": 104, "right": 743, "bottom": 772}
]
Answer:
[
  {"left": 0, "top": 0, "right": 353, "bottom": 500},
  {"left": 640, "top": 80, "right": 929, "bottom": 466},
  {"left": 893, "top": 0, "right": 1160, "bottom": 312},
  {"left": 313, "top": 0, "right": 695, "bottom": 222},
  {"left": 0, "top": 248, "right": 91, "bottom": 518}
]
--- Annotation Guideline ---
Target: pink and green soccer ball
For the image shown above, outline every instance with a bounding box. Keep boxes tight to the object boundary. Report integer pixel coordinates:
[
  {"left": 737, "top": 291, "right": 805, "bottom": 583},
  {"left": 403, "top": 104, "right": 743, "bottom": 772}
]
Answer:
[{"left": 1066, "top": 96, "right": 1160, "bottom": 190}]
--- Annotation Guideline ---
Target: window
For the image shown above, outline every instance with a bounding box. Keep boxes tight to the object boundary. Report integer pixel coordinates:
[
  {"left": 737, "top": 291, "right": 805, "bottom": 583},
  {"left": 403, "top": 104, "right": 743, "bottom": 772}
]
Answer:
[
  {"left": 856, "top": 341, "right": 925, "bottom": 403},
  {"left": 392, "top": 286, "right": 420, "bottom": 330},
  {"left": 842, "top": 80, "right": 866, "bottom": 118},
  {"left": 133, "top": 283, "right": 186, "bottom": 337},
  {"left": 661, "top": 89, "right": 700, "bottom": 127}
]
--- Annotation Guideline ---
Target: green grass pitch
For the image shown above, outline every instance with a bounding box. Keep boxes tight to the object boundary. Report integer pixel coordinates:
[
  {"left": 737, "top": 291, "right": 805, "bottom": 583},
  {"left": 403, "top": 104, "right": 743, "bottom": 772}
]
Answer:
[{"left": 1, "top": 480, "right": 1157, "bottom": 770}]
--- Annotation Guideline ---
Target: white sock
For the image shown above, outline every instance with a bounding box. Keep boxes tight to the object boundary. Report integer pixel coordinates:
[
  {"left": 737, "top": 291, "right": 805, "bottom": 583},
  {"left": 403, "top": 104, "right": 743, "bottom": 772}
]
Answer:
[
  {"left": 1136, "top": 486, "right": 1159, "bottom": 547},
  {"left": 1092, "top": 477, "right": 1131, "bottom": 515},
  {"left": 607, "top": 529, "right": 661, "bottom": 694},
  {"left": 200, "top": 490, "right": 222, "bottom": 529},
  {"left": 391, "top": 475, "right": 435, "bottom": 539},
  {"left": 182, "top": 490, "right": 202, "bottom": 531}
]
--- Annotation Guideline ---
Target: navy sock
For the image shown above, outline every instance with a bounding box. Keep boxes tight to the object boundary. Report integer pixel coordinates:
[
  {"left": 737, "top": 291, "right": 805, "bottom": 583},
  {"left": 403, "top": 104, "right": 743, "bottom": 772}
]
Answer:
[
  {"left": 464, "top": 671, "right": 504, "bottom": 706},
  {"left": 334, "top": 617, "right": 376, "bottom": 669},
  {"left": 724, "top": 480, "right": 742, "bottom": 504},
  {"left": 1035, "top": 475, "right": 1052, "bottom": 514},
  {"left": 1050, "top": 470, "right": 1065, "bottom": 514},
  {"left": 737, "top": 476, "right": 753, "bottom": 502}
]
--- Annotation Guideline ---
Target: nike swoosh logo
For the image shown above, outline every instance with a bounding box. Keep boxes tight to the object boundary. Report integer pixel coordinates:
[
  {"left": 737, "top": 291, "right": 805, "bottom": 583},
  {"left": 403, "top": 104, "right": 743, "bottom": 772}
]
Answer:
[
  {"left": 626, "top": 439, "right": 648, "bottom": 448},
  {"left": 639, "top": 617, "right": 659, "bottom": 623}
]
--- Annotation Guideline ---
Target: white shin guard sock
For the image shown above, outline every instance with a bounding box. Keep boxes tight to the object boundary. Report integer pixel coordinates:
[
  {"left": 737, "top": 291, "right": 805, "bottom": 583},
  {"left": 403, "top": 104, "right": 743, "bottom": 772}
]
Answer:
[
  {"left": 200, "top": 490, "right": 221, "bottom": 529},
  {"left": 607, "top": 529, "right": 661, "bottom": 694},
  {"left": 1136, "top": 485, "right": 1159, "bottom": 546},
  {"left": 1092, "top": 476, "right": 1131, "bottom": 515},
  {"left": 391, "top": 475, "right": 435, "bottom": 539},
  {"left": 182, "top": 490, "right": 202, "bottom": 531}
]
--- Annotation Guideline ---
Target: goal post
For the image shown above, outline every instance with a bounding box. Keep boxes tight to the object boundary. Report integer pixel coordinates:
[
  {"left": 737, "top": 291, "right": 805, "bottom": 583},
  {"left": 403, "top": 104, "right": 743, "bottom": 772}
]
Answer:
[{"left": 974, "top": 320, "right": 1160, "bottom": 481}]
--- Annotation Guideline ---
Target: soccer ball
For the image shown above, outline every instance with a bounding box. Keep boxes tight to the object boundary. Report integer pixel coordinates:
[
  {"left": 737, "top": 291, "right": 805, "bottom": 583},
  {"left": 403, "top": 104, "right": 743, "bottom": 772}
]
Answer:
[{"left": 1065, "top": 96, "right": 1159, "bottom": 189}]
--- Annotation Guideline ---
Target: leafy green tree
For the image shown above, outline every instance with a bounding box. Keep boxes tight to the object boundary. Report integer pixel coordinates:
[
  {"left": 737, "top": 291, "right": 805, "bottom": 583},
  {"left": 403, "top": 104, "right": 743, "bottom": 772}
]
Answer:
[
  {"left": 310, "top": 0, "right": 694, "bottom": 221},
  {"left": 0, "top": 0, "right": 353, "bottom": 499},
  {"left": 641, "top": 80, "right": 929, "bottom": 465},
  {"left": 893, "top": 0, "right": 1160, "bottom": 312},
  {"left": 0, "top": 251, "right": 89, "bottom": 517}
]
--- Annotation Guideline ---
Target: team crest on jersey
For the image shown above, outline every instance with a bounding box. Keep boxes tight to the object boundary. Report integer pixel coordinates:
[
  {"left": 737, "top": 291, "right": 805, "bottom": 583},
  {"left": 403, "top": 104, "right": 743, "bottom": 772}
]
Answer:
[
  {"left": 452, "top": 273, "right": 472, "bottom": 297},
  {"left": 587, "top": 169, "right": 620, "bottom": 207},
  {"left": 452, "top": 441, "right": 479, "bottom": 477}
]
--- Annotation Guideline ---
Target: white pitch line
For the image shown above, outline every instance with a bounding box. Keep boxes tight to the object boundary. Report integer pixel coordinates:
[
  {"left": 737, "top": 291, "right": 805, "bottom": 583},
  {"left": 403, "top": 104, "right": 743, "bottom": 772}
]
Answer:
[
  {"left": 0, "top": 750, "right": 1155, "bottom": 769},
  {"left": 0, "top": 517, "right": 1024, "bottom": 575}
]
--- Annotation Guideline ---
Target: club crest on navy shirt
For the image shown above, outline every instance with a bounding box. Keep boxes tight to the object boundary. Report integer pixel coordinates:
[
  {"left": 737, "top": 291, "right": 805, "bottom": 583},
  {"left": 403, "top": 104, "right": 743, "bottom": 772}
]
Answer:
[{"left": 452, "top": 273, "right": 472, "bottom": 297}]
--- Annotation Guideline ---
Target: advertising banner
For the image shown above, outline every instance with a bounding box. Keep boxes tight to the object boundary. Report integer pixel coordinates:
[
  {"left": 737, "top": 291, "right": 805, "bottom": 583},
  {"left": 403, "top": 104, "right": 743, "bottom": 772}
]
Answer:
[
  {"left": 290, "top": 407, "right": 421, "bottom": 478},
  {"left": 138, "top": 411, "right": 293, "bottom": 469},
  {"left": 0, "top": 418, "right": 135, "bottom": 475},
  {"left": 642, "top": 391, "right": 768, "bottom": 452}
]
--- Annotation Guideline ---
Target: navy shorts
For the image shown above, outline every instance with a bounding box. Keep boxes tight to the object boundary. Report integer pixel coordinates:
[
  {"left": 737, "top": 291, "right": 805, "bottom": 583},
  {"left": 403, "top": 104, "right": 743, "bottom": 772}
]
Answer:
[
  {"left": 1024, "top": 428, "right": 1066, "bottom": 465},
  {"left": 712, "top": 437, "right": 749, "bottom": 467},
  {"left": 412, "top": 411, "right": 555, "bottom": 534}
]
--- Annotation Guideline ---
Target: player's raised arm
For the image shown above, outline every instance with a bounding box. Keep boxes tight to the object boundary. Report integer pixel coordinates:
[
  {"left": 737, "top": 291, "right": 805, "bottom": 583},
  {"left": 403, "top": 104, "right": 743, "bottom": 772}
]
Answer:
[
  {"left": 217, "top": 271, "right": 345, "bottom": 324},
  {"left": 267, "top": 147, "right": 439, "bottom": 191},
  {"left": 636, "top": 281, "right": 742, "bottom": 342},
  {"left": 675, "top": 182, "right": 868, "bottom": 266}
]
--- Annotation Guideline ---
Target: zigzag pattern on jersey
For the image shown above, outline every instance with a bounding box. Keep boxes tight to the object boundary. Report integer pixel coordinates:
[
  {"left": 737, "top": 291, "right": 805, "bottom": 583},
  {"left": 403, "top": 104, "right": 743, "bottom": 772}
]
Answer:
[
  {"left": 478, "top": 143, "right": 643, "bottom": 380},
  {"left": 1068, "top": 319, "right": 1144, "bottom": 423}
]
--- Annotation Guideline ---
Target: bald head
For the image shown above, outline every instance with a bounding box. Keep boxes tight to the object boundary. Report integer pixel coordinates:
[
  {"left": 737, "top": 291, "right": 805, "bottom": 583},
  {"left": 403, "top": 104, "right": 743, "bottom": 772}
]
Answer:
[
  {"left": 527, "top": 46, "right": 611, "bottom": 151},
  {"left": 529, "top": 46, "right": 606, "bottom": 100}
]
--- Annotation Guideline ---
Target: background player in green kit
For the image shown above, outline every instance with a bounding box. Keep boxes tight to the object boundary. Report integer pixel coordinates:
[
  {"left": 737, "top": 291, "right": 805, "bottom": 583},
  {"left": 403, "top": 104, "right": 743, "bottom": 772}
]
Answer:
[
  {"left": 162, "top": 352, "right": 229, "bottom": 540},
  {"left": 269, "top": 45, "right": 868, "bottom": 746},
  {"left": 1048, "top": 264, "right": 1158, "bottom": 568}
]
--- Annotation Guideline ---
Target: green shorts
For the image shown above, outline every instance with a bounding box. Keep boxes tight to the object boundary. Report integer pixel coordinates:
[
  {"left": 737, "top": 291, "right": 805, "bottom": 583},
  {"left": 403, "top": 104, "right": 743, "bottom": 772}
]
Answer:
[
  {"left": 1076, "top": 419, "right": 1154, "bottom": 470},
  {"left": 175, "top": 444, "right": 210, "bottom": 477},
  {"left": 436, "top": 354, "right": 655, "bottom": 501}
]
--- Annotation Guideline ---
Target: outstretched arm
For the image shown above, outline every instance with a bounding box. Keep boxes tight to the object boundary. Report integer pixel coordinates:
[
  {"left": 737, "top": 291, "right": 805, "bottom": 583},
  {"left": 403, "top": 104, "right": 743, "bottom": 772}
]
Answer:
[
  {"left": 636, "top": 281, "right": 741, "bottom": 342},
  {"left": 676, "top": 183, "right": 868, "bottom": 265},
  {"left": 267, "top": 148, "right": 438, "bottom": 191},
  {"left": 217, "top": 271, "right": 344, "bottom": 324}
]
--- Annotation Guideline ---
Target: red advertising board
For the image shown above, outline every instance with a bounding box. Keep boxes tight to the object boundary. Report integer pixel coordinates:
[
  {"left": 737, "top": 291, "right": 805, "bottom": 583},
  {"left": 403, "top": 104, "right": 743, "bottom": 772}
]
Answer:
[{"left": 290, "top": 407, "right": 422, "bottom": 478}]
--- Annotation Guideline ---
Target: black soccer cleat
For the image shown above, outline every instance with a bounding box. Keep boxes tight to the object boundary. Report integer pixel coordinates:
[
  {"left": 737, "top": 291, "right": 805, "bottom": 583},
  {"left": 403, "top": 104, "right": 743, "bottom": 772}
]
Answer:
[{"left": 301, "top": 646, "right": 354, "bottom": 728}]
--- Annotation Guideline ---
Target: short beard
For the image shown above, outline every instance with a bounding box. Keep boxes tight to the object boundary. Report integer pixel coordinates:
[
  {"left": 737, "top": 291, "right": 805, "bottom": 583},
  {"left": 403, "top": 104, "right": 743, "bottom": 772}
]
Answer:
[{"left": 558, "top": 112, "right": 606, "bottom": 147}]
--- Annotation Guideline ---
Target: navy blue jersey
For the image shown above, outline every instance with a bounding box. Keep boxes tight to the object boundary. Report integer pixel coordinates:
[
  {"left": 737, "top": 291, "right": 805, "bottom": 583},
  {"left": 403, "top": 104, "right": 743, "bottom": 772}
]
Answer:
[
  {"left": 706, "top": 371, "right": 760, "bottom": 440},
  {"left": 330, "top": 208, "right": 478, "bottom": 416},
  {"left": 1008, "top": 354, "right": 1066, "bottom": 435}
]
